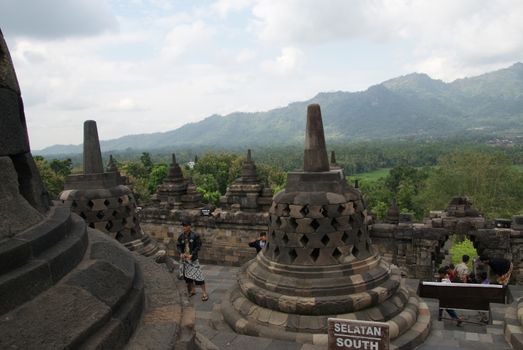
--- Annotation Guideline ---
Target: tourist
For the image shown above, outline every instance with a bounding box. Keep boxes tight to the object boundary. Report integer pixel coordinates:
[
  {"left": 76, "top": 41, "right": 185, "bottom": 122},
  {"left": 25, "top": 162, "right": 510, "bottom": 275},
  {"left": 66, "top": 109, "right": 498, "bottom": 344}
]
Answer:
[
  {"left": 479, "top": 254, "right": 513, "bottom": 286},
  {"left": 455, "top": 255, "right": 470, "bottom": 283},
  {"left": 177, "top": 218, "right": 209, "bottom": 301},
  {"left": 477, "top": 271, "right": 490, "bottom": 323},
  {"left": 249, "top": 232, "right": 267, "bottom": 253},
  {"left": 437, "top": 267, "right": 464, "bottom": 326},
  {"left": 447, "top": 264, "right": 458, "bottom": 282}
]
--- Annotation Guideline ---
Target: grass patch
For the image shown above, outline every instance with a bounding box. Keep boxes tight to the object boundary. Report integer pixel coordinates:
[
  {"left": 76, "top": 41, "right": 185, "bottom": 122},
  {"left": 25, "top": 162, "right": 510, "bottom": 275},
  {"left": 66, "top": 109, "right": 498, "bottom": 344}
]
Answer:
[{"left": 348, "top": 168, "right": 391, "bottom": 183}]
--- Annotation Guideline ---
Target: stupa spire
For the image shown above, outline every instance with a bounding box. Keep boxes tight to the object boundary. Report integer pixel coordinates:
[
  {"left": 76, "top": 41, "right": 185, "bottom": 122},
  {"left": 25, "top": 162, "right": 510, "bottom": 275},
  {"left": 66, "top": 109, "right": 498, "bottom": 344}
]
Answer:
[
  {"left": 83, "top": 120, "right": 104, "bottom": 174},
  {"left": 303, "top": 104, "right": 329, "bottom": 172}
]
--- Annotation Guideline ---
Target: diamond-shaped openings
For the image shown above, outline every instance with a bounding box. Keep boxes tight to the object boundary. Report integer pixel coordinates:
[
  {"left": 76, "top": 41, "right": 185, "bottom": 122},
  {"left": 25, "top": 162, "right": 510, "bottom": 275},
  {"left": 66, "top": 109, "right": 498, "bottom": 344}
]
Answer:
[
  {"left": 88, "top": 223, "right": 95, "bottom": 228},
  {"left": 321, "top": 234, "right": 330, "bottom": 246},
  {"left": 104, "top": 199, "right": 110, "bottom": 207},
  {"left": 300, "top": 205, "right": 309, "bottom": 216},
  {"left": 282, "top": 233, "right": 289, "bottom": 245},
  {"left": 105, "top": 220, "right": 114, "bottom": 231},
  {"left": 331, "top": 217, "right": 339, "bottom": 230},
  {"left": 310, "top": 219, "right": 320, "bottom": 231},
  {"left": 88, "top": 200, "right": 94, "bottom": 208},
  {"left": 273, "top": 246, "right": 280, "bottom": 259},
  {"left": 341, "top": 232, "right": 350, "bottom": 244},
  {"left": 337, "top": 204, "right": 345, "bottom": 215},
  {"left": 310, "top": 248, "right": 320, "bottom": 262},
  {"left": 289, "top": 218, "right": 298, "bottom": 230},
  {"left": 332, "top": 247, "right": 342, "bottom": 260},
  {"left": 275, "top": 216, "right": 282, "bottom": 228},
  {"left": 118, "top": 197, "right": 124, "bottom": 204},
  {"left": 115, "top": 232, "right": 123, "bottom": 242},
  {"left": 357, "top": 229, "right": 363, "bottom": 238},
  {"left": 289, "top": 248, "right": 298, "bottom": 263},
  {"left": 299, "top": 234, "right": 309, "bottom": 247},
  {"left": 96, "top": 211, "right": 105, "bottom": 220},
  {"left": 352, "top": 246, "right": 359, "bottom": 257},
  {"left": 79, "top": 212, "right": 87, "bottom": 219},
  {"left": 71, "top": 200, "right": 78, "bottom": 208}
]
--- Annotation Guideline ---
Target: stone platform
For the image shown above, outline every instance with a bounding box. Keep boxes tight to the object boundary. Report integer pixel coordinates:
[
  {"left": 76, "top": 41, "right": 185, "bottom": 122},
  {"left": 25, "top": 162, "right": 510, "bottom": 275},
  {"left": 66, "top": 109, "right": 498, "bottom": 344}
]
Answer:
[{"left": 192, "top": 263, "right": 514, "bottom": 350}]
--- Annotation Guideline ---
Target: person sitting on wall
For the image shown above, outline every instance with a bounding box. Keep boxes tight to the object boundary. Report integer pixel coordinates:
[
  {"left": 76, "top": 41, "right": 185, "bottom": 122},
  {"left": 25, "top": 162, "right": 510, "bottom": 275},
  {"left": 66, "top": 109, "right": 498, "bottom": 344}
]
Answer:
[
  {"left": 479, "top": 254, "right": 513, "bottom": 286},
  {"left": 455, "top": 255, "right": 470, "bottom": 283},
  {"left": 249, "top": 232, "right": 267, "bottom": 253},
  {"left": 177, "top": 218, "right": 209, "bottom": 301}
]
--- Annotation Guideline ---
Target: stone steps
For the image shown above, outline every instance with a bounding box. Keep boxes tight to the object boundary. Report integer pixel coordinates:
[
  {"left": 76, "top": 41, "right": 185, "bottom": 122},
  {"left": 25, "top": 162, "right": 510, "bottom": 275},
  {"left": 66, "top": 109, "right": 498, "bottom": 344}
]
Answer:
[
  {"left": 0, "top": 207, "right": 88, "bottom": 315},
  {"left": 125, "top": 254, "right": 196, "bottom": 350},
  {"left": 0, "top": 227, "right": 145, "bottom": 349},
  {"left": 504, "top": 298, "right": 523, "bottom": 349}
]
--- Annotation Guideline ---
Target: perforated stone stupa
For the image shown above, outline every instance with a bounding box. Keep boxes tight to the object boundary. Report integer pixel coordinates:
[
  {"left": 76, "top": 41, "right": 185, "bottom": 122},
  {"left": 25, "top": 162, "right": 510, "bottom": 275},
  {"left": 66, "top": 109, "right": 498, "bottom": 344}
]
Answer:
[
  {"left": 59, "top": 120, "right": 157, "bottom": 256},
  {"left": 219, "top": 149, "right": 273, "bottom": 212},
  {"left": 219, "top": 104, "right": 431, "bottom": 348}
]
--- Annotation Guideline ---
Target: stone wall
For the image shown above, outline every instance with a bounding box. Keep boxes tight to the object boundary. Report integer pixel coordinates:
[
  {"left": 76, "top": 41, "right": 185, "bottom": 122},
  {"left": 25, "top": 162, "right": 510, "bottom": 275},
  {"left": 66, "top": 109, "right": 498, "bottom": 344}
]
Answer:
[{"left": 140, "top": 208, "right": 268, "bottom": 266}]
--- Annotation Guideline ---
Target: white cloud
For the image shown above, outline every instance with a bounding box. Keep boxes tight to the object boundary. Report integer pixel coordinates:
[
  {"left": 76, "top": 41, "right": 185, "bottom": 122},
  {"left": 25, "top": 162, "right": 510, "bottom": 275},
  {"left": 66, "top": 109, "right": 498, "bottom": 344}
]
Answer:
[
  {"left": 160, "top": 20, "right": 215, "bottom": 60},
  {"left": 212, "top": 0, "right": 254, "bottom": 17},
  {"left": 107, "top": 98, "right": 147, "bottom": 112},
  {"left": 0, "top": 0, "right": 118, "bottom": 39},
  {"left": 262, "top": 47, "right": 304, "bottom": 74},
  {"left": 235, "top": 48, "right": 256, "bottom": 63},
  {"left": 251, "top": 0, "right": 523, "bottom": 80}
]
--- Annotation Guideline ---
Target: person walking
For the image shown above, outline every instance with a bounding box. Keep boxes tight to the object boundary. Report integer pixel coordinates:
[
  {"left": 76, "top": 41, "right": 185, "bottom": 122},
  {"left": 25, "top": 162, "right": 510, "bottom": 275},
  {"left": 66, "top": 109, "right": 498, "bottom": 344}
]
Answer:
[
  {"left": 177, "top": 218, "right": 209, "bottom": 301},
  {"left": 455, "top": 255, "right": 470, "bottom": 283},
  {"left": 437, "top": 267, "right": 464, "bottom": 326}
]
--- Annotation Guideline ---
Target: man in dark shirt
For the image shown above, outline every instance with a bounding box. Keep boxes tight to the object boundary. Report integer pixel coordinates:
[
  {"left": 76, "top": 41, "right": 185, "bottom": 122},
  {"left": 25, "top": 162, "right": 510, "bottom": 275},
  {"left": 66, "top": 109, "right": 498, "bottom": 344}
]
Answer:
[
  {"left": 249, "top": 232, "right": 267, "bottom": 253},
  {"left": 479, "top": 254, "right": 513, "bottom": 285}
]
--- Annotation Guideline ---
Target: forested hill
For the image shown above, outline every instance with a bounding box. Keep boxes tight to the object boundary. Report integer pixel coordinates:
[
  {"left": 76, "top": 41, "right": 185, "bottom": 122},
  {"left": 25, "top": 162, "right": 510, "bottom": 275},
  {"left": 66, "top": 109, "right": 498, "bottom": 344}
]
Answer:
[{"left": 37, "top": 62, "right": 523, "bottom": 155}]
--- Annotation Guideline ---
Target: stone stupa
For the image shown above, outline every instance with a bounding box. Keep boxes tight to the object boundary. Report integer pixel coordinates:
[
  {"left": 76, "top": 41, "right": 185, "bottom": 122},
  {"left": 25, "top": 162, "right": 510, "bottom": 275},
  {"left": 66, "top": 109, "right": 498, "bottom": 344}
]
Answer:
[
  {"left": 59, "top": 120, "right": 158, "bottom": 256},
  {"left": 219, "top": 104, "right": 430, "bottom": 348},
  {"left": 219, "top": 149, "right": 273, "bottom": 212}
]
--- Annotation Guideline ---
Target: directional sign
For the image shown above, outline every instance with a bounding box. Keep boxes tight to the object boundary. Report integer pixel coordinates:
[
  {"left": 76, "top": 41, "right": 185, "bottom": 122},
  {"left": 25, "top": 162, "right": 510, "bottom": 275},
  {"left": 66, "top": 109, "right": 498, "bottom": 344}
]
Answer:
[{"left": 328, "top": 318, "right": 390, "bottom": 350}]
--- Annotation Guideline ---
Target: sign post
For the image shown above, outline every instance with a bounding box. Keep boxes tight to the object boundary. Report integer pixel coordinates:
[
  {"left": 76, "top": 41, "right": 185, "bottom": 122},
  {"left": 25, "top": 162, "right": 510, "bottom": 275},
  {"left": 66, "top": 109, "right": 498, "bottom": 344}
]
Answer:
[{"left": 328, "top": 318, "right": 390, "bottom": 350}]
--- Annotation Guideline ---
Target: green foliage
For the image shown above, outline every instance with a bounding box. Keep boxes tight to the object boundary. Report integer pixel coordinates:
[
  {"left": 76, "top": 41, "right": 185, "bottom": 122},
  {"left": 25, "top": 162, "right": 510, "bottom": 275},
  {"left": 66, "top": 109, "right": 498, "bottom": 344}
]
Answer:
[
  {"left": 148, "top": 164, "right": 168, "bottom": 193},
  {"left": 49, "top": 158, "right": 72, "bottom": 177},
  {"left": 418, "top": 151, "right": 523, "bottom": 218},
  {"left": 33, "top": 156, "right": 66, "bottom": 199},
  {"left": 450, "top": 237, "right": 477, "bottom": 268},
  {"left": 193, "top": 153, "right": 240, "bottom": 194}
]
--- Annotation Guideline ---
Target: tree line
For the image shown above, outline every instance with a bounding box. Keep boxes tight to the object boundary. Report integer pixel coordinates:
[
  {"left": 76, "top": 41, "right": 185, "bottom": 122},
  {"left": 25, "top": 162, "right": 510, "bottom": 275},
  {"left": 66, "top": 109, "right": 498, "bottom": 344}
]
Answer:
[{"left": 34, "top": 141, "right": 523, "bottom": 220}]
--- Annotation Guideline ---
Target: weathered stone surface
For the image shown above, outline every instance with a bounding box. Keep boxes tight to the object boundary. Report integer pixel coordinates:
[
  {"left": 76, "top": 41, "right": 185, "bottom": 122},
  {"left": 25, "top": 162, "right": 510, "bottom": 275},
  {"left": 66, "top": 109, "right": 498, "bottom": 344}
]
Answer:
[
  {"left": 83, "top": 120, "right": 105, "bottom": 174},
  {"left": 303, "top": 104, "right": 329, "bottom": 172},
  {"left": 0, "top": 156, "right": 43, "bottom": 238}
]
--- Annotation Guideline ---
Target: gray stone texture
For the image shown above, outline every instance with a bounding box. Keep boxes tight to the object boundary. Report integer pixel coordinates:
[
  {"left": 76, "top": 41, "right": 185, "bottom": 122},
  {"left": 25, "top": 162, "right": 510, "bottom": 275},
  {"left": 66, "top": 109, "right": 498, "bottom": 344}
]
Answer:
[
  {"left": 0, "top": 30, "right": 29, "bottom": 156},
  {"left": 83, "top": 120, "right": 105, "bottom": 174},
  {"left": 303, "top": 104, "right": 329, "bottom": 172},
  {"left": 220, "top": 149, "right": 273, "bottom": 212},
  {"left": 0, "top": 156, "right": 43, "bottom": 238}
]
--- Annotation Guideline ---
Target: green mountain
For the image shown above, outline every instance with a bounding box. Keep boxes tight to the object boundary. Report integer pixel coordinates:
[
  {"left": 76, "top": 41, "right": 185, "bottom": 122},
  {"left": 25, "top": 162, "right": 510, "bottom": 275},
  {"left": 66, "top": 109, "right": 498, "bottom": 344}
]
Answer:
[{"left": 37, "top": 62, "right": 523, "bottom": 155}]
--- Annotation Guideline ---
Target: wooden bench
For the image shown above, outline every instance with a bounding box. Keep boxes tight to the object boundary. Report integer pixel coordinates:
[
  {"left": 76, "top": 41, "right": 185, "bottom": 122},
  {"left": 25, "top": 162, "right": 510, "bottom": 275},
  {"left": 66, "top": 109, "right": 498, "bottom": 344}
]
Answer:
[{"left": 418, "top": 281, "right": 507, "bottom": 324}]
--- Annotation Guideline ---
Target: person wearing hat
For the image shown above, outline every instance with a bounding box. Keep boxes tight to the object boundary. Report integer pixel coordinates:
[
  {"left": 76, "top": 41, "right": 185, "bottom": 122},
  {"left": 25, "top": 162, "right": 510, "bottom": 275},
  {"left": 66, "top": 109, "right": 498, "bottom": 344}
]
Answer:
[{"left": 176, "top": 218, "right": 208, "bottom": 301}]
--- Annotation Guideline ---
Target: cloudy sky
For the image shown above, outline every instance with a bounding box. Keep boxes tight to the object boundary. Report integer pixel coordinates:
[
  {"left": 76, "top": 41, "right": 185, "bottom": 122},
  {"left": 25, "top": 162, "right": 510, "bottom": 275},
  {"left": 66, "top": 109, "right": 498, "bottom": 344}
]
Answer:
[{"left": 2, "top": 0, "right": 523, "bottom": 150}]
